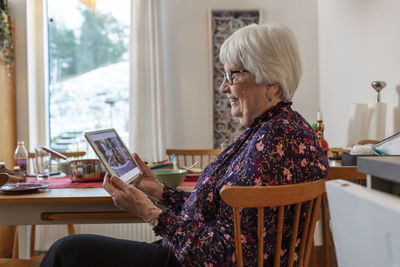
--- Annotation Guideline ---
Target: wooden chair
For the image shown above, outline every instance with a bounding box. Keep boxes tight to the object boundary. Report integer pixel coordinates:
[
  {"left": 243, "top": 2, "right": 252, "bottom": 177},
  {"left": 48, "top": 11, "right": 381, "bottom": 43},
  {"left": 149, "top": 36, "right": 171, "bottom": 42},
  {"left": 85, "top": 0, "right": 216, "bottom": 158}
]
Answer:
[
  {"left": 27, "top": 151, "right": 86, "bottom": 172},
  {"left": 220, "top": 179, "right": 325, "bottom": 267},
  {"left": 27, "top": 151, "right": 86, "bottom": 159},
  {"left": 166, "top": 149, "right": 222, "bottom": 169},
  {"left": 13, "top": 151, "right": 86, "bottom": 259},
  {"left": 27, "top": 151, "right": 86, "bottom": 177},
  {"left": 321, "top": 166, "right": 367, "bottom": 267}
]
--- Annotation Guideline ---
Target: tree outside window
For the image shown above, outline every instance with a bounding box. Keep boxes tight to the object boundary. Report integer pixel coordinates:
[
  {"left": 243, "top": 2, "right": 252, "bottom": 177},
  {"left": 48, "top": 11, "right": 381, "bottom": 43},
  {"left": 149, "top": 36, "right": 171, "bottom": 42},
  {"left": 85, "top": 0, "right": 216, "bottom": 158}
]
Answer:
[{"left": 47, "top": 1, "right": 130, "bottom": 153}]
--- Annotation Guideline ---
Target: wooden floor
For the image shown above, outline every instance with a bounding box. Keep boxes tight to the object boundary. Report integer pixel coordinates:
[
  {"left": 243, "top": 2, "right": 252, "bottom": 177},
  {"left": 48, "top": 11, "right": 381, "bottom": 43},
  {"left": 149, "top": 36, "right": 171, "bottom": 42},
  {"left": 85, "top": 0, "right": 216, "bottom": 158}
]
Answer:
[{"left": 0, "top": 259, "right": 41, "bottom": 267}]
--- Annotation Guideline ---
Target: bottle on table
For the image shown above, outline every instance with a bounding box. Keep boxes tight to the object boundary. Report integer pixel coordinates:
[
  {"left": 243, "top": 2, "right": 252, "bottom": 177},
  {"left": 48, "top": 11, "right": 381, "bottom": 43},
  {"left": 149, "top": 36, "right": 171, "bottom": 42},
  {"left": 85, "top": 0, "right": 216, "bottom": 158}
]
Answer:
[
  {"left": 313, "top": 111, "right": 329, "bottom": 156},
  {"left": 14, "top": 141, "right": 28, "bottom": 176},
  {"left": 171, "top": 154, "right": 178, "bottom": 169}
]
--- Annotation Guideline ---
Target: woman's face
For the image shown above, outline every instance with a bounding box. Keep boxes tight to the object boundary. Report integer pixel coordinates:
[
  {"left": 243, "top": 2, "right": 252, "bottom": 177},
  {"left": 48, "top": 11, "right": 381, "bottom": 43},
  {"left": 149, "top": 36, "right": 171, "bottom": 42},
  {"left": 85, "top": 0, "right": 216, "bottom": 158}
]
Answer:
[{"left": 220, "top": 63, "right": 271, "bottom": 127}]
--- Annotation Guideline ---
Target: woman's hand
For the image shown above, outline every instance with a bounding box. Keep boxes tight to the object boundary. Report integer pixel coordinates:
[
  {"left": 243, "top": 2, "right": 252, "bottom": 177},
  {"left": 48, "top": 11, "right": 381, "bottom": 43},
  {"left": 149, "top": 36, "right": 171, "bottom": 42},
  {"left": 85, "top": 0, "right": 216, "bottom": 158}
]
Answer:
[
  {"left": 132, "top": 153, "right": 164, "bottom": 201},
  {"left": 103, "top": 172, "right": 162, "bottom": 225}
]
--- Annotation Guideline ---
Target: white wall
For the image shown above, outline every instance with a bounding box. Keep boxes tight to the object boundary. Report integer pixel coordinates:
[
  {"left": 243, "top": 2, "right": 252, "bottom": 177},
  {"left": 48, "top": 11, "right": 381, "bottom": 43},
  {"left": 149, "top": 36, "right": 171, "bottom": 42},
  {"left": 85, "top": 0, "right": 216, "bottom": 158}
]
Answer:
[
  {"left": 11, "top": 0, "right": 320, "bottom": 151},
  {"left": 319, "top": 0, "right": 400, "bottom": 147},
  {"left": 14, "top": 0, "right": 400, "bottom": 153},
  {"left": 161, "top": 0, "right": 320, "bottom": 149}
]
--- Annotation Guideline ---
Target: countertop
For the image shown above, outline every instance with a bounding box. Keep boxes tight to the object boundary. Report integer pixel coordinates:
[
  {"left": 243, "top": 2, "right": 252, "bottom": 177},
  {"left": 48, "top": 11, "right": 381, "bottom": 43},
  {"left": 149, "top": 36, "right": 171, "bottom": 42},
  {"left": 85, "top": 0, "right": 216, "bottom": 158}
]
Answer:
[{"left": 357, "top": 156, "right": 400, "bottom": 184}]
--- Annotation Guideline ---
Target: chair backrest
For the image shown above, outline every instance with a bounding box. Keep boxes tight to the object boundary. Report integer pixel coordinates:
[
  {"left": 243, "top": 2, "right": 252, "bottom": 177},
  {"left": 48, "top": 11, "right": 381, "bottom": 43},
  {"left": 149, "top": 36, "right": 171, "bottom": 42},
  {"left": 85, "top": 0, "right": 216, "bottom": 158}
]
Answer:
[
  {"left": 326, "top": 166, "right": 366, "bottom": 184},
  {"left": 28, "top": 151, "right": 86, "bottom": 159},
  {"left": 165, "top": 149, "right": 222, "bottom": 169},
  {"left": 220, "top": 179, "right": 325, "bottom": 267},
  {"left": 28, "top": 151, "right": 86, "bottom": 173}
]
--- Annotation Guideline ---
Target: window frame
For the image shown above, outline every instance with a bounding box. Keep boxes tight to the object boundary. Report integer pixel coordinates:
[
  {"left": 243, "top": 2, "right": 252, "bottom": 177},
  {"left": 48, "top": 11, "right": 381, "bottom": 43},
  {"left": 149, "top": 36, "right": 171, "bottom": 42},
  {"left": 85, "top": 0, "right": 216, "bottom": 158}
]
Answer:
[{"left": 11, "top": 0, "right": 49, "bottom": 152}]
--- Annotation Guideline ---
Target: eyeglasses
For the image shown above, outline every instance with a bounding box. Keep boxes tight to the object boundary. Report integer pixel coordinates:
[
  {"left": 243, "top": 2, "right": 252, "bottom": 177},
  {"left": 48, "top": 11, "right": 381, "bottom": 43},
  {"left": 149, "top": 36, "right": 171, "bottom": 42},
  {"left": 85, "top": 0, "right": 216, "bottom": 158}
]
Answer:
[{"left": 223, "top": 69, "right": 248, "bottom": 85}]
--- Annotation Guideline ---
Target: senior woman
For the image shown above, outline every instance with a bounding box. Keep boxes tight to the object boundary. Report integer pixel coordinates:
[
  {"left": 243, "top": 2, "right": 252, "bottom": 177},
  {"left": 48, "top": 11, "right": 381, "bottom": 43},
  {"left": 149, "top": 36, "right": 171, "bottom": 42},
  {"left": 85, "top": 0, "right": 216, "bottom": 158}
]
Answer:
[{"left": 40, "top": 23, "right": 328, "bottom": 267}]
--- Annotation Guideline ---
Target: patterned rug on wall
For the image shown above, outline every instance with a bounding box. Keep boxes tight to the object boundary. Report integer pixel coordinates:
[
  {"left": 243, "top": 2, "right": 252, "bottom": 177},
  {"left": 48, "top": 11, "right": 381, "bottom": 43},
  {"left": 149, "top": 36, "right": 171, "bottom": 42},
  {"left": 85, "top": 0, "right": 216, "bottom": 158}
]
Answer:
[{"left": 210, "top": 10, "right": 260, "bottom": 148}]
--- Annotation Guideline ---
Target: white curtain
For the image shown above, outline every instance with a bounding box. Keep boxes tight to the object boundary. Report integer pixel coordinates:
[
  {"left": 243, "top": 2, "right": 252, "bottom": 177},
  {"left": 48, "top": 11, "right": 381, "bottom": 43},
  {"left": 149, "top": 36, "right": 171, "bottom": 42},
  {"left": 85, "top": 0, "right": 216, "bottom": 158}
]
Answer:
[{"left": 129, "top": 0, "right": 166, "bottom": 163}]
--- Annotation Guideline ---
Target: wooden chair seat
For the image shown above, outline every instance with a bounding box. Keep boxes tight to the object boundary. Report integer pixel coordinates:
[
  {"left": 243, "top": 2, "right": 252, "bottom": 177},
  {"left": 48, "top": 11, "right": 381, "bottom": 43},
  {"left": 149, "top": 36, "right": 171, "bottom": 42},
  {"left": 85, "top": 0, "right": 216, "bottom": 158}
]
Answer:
[{"left": 220, "top": 179, "right": 325, "bottom": 267}]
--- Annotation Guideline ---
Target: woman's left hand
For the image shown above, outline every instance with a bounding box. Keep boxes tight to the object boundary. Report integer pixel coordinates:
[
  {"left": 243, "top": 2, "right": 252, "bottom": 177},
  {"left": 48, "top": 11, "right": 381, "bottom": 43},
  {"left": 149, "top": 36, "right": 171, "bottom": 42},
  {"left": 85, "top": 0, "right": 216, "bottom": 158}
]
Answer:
[{"left": 103, "top": 172, "right": 162, "bottom": 224}]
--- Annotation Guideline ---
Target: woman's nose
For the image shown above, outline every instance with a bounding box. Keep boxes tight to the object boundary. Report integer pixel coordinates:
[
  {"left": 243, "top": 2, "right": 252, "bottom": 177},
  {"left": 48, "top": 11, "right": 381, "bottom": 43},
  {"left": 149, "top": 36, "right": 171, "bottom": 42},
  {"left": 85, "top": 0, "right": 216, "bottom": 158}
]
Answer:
[{"left": 220, "top": 78, "right": 230, "bottom": 94}]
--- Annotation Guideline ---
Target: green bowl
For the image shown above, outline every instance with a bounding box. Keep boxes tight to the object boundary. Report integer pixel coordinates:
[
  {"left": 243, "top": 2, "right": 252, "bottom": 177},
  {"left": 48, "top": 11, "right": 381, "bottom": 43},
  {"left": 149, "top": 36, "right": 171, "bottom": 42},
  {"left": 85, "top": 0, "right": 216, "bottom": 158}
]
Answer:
[{"left": 153, "top": 169, "right": 187, "bottom": 188}]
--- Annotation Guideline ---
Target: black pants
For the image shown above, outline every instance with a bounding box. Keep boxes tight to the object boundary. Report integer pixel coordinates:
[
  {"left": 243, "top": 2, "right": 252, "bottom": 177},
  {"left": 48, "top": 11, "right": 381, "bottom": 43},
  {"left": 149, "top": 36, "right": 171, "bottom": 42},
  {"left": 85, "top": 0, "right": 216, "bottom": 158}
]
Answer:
[{"left": 40, "top": 234, "right": 181, "bottom": 267}]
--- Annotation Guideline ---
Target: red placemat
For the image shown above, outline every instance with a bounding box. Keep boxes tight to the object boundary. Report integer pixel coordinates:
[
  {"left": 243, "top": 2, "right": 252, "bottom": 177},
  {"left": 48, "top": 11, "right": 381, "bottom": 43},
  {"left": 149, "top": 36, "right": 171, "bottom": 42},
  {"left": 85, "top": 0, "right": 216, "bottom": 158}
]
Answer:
[
  {"left": 26, "top": 175, "right": 200, "bottom": 189},
  {"left": 180, "top": 180, "right": 197, "bottom": 186},
  {"left": 26, "top": 176, "right": 103, "bottom": 189},
  {"left": 180, "top": 174, "right": 199, "bottom": 186}
]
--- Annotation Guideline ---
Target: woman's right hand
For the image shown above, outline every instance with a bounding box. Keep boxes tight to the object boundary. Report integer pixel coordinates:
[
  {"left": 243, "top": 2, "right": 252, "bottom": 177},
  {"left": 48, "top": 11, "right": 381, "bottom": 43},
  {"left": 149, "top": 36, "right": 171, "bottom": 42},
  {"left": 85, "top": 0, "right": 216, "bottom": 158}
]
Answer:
[{"left": 132, "top": 153, "right": 164, "bottom": 201}]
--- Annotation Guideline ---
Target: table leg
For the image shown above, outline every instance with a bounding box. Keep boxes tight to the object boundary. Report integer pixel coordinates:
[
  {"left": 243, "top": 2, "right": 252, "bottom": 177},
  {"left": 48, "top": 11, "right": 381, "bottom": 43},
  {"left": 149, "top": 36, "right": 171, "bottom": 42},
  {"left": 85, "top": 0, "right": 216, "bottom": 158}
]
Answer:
[
  {"left": 17, "top": 225, "right": 31, "bottom": 259},
  {"left": 366, "top": 174, "right": 372, "bottom": 189}
]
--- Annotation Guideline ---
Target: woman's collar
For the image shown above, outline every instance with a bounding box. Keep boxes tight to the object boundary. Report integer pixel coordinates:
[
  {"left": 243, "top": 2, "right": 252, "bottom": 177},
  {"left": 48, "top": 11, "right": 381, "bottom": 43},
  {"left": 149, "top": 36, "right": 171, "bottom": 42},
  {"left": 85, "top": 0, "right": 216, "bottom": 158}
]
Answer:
[{"left": 250, "top": 101, "right": 292, "bottom": 127}]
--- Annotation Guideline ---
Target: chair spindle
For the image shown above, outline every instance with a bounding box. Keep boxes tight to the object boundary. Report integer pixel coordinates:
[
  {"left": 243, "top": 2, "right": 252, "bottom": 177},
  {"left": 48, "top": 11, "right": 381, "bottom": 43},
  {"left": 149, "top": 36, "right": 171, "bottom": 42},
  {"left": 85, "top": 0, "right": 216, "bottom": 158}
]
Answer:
[
  {"left": 287, "top": 203, "right": 302, "bottom": 267},
  {"left": 233, "top": 207, "right": 243, "bottom": 267},
  {"left": 257, "top": 207, "right": 264, "bottom": 267}
]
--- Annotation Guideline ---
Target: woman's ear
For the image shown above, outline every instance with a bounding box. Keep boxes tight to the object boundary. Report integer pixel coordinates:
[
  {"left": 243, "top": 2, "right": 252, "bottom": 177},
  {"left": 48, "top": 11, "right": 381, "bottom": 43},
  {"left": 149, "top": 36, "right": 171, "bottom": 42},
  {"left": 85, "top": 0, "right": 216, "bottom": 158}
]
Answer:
[
  {"left": 266, "top": 84, "right": 279, "bottom": 99},
  {"left": 267, "top": 84, "right": 279, "bottom": 96}
]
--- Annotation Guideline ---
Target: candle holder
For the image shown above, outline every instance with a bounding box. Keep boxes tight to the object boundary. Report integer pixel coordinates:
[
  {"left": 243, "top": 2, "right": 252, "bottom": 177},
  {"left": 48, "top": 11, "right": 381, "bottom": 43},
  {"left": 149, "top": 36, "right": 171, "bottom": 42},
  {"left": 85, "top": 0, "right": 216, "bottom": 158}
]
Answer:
[{"left": 371, "top": 81, "right": 386, "bottom": 103}]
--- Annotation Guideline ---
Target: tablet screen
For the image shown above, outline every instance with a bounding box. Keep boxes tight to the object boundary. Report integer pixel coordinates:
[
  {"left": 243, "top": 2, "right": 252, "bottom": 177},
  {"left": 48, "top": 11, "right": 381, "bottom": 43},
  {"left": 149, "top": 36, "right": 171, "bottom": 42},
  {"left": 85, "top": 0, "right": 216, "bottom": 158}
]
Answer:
[
  {"left": 375, "top": 131, "right": 400, "bottom": 155},
  {"left": 86, "top": 129, "right": 141, "bottom": 183}
]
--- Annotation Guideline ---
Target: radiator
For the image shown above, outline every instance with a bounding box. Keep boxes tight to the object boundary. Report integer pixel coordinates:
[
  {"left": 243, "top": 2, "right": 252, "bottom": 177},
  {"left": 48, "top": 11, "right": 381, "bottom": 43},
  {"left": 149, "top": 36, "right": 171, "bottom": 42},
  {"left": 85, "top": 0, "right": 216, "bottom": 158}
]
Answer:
[
  {"left": 35, "top": 221, "right": 325, "bottom": 251},
  {"left": 35, "top": 223, "right": 158, "bottom": 251}
]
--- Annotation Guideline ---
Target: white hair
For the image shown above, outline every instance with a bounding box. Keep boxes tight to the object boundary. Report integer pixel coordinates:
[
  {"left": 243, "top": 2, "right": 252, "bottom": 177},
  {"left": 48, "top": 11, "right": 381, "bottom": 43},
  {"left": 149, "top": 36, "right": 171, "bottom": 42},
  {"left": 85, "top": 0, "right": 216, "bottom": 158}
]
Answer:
[{"left": 219, "top": 23, "right": 302, "bottom": 100}]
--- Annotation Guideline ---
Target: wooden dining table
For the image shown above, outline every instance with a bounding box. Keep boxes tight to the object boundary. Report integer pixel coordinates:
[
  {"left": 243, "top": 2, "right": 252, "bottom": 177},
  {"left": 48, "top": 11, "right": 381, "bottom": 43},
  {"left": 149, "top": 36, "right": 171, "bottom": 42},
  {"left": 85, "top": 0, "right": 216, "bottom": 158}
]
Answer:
[{"left": 0, "top": 185, "right": 194, "bottom": 259}]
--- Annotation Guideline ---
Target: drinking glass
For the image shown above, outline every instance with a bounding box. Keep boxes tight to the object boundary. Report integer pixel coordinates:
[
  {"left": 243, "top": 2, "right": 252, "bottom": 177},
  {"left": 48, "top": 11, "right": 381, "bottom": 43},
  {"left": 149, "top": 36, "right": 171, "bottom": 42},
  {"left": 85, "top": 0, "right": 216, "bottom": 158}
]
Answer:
[{"left": 35, "top": 147, "right": 50, "bottom": 175}]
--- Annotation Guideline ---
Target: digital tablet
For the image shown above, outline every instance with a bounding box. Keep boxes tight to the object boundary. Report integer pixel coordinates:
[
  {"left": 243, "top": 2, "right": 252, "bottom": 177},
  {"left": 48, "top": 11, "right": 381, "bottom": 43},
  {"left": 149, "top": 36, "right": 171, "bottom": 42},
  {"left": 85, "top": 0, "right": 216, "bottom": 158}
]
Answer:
[
  {"left": 374, "top": 131, "right": 400, "bottom": 155},
  {"left": 85, "top": 128, "right": 142, "bottom": 184}
]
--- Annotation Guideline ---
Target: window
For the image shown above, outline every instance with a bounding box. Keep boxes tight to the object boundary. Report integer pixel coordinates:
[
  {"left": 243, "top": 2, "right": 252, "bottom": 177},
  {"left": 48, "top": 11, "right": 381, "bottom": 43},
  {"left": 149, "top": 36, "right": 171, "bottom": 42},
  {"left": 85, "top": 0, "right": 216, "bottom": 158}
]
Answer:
[{"left": 46, "top": 0, "right": 130, "bottom": 152}]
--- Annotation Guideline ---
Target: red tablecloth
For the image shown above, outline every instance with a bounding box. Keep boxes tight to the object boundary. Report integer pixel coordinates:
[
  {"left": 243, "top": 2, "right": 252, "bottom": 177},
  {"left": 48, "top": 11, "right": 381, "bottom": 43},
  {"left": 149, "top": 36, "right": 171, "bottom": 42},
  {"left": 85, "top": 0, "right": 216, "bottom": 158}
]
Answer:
[
  {"left": 26, "top": 176, "right": 103, "bottom": 188},
  {"left": 181, "top": 180, "right": 197, "bottom": 186},
  {"left": 27, "top": 175, "right": 199, "bottom": 189}
]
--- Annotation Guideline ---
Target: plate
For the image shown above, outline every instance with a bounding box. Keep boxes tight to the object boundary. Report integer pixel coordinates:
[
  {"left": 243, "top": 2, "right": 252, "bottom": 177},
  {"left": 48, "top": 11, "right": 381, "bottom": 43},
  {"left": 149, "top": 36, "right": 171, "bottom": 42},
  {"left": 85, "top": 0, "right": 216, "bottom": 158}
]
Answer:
[{"left": 0, "top": 182, "right": 51, "bottom": 193}]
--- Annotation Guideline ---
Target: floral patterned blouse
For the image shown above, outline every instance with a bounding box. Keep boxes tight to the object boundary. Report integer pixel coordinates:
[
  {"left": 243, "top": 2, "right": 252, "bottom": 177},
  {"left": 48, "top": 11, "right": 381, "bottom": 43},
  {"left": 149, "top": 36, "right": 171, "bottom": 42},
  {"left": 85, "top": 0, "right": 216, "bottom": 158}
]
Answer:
[{"left": 153, "top": 101, "right": 329, "bottom": 266}]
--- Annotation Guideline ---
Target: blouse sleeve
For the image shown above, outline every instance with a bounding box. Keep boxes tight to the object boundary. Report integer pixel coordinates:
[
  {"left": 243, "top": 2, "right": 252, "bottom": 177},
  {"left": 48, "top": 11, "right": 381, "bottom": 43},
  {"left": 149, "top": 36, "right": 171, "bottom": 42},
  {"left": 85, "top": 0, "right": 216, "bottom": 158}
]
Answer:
[
  {"left": 159, "top": 184, "right": 191, "bottom": 215},
  {"left": 153, "top": 210, "right": 233, "bottom": 265}
]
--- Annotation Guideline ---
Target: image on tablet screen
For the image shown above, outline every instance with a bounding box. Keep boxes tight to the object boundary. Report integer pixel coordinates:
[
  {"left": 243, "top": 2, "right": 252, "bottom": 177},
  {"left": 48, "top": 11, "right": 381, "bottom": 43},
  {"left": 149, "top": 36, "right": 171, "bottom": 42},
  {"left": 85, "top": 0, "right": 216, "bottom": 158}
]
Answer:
[{"left": 93, "top": 135, "right": 137, "bottom": 177}]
